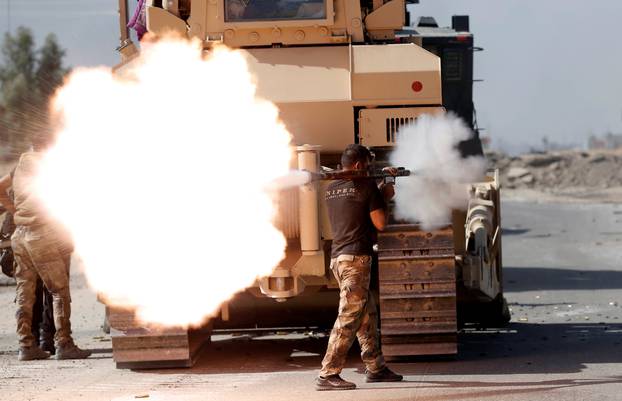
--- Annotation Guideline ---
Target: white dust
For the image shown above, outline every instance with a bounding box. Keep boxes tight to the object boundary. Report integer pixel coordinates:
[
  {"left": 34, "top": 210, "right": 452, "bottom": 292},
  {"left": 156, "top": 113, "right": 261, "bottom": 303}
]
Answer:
[{"left": 390, "top": 113, "right": 486, "bottom": 229}]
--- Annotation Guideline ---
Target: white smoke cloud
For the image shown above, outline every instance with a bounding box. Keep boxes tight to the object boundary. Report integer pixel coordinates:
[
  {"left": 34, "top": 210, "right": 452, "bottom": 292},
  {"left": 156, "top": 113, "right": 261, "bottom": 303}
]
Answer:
[
  {"left": 390, "top": 113, "right": 486, "bottom": 230},
  {"left": 36, "top": 39, "right": 293, "bottom": 327}
]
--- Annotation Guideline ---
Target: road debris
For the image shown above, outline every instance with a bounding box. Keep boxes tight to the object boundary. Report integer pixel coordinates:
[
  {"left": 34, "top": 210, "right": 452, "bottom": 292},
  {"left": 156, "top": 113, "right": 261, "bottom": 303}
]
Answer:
[{"left": 490, "top": 149, "right": 622, "bottom": 193}]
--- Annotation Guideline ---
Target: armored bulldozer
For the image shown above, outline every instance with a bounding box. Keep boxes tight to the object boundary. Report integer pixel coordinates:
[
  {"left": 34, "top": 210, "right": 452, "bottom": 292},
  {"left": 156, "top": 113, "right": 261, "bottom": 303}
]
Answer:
[{"left": 107, "top": 0, "right": 508, "bottom": 368}]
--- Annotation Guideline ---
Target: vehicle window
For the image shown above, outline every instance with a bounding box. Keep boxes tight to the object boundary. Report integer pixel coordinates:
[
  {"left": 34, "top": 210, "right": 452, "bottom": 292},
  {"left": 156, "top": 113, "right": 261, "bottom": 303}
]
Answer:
[{"left": 225, "top": 0, "right": 326, "bottom": 22}]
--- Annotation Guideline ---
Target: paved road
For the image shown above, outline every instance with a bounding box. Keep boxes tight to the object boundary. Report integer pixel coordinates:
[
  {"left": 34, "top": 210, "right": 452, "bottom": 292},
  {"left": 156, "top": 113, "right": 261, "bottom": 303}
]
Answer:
[{"left": 1, "top": 201, "right": 621, "bottom": 401}]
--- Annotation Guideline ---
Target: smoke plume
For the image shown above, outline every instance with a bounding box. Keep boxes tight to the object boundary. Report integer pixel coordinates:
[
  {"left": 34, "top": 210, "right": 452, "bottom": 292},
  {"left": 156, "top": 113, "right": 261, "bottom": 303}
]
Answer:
[
  {"left": 36, "top": 38, "right": 293, "bottom": 327},
  {"left": 390, "top": 113, "right": 486, "bottom": 229}
]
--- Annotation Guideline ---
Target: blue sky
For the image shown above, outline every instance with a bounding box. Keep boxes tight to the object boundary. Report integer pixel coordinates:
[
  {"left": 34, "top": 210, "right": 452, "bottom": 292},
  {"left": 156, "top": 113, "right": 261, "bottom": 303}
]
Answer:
[
  {"left": 414, "top": 0, "right": 622, "bottom": 152},
  {"left": 0, "top": 0, "right": 118, "bottom": 66},
  {"left": 1, "top": 0, "right": 621, "bottom": 152}
]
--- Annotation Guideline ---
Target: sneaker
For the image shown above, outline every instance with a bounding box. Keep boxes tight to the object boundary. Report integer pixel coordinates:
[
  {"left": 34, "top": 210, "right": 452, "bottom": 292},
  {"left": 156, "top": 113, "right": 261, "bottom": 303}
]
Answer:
[
  {"left": 18, "top": 346, "right": 51, "bottom": 361},
  {"left": 55, "top": 343, "right": 92, "bottom": 360},
  {"left": 315, "top": 374, "right": 357, "bottom": 391},
  {"left": 366, "top": 367, "right": 403, "bottom": 383}
]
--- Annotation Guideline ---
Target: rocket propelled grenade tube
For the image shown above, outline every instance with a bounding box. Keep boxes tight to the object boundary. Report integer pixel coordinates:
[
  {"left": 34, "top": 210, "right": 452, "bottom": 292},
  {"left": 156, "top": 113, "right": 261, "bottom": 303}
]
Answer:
[
  {"left": 307, "top": 167, "right": 411, "bottom": 182},
  {"left": 267, "top": 168, "right": 412, "bottom": 190}
]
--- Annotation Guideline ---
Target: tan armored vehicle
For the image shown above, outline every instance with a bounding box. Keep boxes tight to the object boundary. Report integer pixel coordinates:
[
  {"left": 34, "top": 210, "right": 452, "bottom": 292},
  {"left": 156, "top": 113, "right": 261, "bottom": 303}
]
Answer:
[{"left": 108, "top": 0, "right": 508, "bottom": 368}]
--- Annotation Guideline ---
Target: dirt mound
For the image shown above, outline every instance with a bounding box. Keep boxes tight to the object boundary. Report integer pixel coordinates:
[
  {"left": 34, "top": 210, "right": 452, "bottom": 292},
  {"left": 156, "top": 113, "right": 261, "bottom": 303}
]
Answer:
[{"left": 489, "top": 149, "right": 622, "bottom": 192}]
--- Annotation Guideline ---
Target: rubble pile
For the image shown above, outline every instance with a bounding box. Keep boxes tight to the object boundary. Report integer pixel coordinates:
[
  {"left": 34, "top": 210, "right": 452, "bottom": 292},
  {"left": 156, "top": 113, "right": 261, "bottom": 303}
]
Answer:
[{"left": 488, "top": 150, "right": 622, "bottom": 191}]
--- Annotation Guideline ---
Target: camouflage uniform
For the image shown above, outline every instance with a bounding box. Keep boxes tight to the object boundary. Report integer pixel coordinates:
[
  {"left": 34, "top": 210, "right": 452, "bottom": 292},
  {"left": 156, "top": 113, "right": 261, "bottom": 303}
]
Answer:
[
  {"left": 13, "top": 225, "right": 72, "bottom": 348},
  {"left": 2, "top": 206, "right": 56, "bottom": 347},
  {"left": 11, "top": 152, "right": 74, "bottom": 349},
  {"left": 319, "top": 254, "right": 386, "bottom": 377}
]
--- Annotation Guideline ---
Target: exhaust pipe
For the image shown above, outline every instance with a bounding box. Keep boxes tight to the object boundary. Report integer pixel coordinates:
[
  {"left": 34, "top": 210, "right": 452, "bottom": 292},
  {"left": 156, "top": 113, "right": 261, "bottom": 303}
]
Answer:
[{"left": 296, "top": 144, "right": 321, "bottom": 254}]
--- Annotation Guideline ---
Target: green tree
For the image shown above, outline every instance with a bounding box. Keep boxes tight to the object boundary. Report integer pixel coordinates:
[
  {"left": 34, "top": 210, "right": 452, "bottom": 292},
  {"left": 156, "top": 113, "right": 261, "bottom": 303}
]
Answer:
[
  {"left": 0, "top": 27, "right": 69, "bottom": 159},
  {"left": 36, "top": 34, "right": 69, "bottom": 102}
]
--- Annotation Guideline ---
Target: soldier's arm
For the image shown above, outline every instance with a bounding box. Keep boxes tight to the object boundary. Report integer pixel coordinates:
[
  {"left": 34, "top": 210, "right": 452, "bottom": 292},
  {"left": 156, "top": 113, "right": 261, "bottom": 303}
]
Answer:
[
  {"left": 370, "top": 208, "right": 387, "bottom": 231},
  {"left": 370, "top": 181, "right": 390, "bottom": 231},
  {"left": 0, "top": 174, "right": 15, "bottom": 214},
  {"left": 378, "top": 182, "right": 395, "bottom": 203}
]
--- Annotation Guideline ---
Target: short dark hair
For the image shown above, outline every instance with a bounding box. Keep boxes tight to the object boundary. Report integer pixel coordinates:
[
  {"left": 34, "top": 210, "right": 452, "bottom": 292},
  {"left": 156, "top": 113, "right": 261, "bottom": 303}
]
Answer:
[{"left": 341, "top": 144, "right": 372, "bottom": 168}]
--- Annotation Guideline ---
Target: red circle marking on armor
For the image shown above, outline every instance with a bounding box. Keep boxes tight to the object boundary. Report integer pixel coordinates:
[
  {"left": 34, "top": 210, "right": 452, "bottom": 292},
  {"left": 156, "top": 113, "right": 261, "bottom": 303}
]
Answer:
[{"left": 411, "top": 81, "right": 423, "bottom": 92}]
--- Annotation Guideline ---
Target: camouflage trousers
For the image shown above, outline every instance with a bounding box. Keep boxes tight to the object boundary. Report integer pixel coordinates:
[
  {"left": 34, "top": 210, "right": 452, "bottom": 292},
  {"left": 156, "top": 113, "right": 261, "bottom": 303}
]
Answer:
[
  {"left": 12, "top": 225, "right": 73, "bottom": 348},
  {"left": 319, "top": 254, "right": 386, "bottom": 377}
]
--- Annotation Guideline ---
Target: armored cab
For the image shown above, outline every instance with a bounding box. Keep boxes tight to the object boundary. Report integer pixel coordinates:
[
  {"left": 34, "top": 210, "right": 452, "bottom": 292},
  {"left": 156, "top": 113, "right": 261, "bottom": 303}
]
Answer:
[{"left": 108, "top": 0, "right": 508, "bottom": 368}]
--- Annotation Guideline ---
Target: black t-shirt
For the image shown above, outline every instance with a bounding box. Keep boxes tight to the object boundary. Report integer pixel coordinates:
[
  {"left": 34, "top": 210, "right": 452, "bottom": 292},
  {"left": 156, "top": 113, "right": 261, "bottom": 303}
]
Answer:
[{"left": 325, "top": 179, "right": 386, "bottom": 258}]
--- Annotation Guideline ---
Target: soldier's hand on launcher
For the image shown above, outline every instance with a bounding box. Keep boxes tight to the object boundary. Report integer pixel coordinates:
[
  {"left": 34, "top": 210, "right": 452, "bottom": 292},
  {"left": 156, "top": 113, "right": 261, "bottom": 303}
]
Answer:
[
  {"left": 382, "top": 166, "right": 399, "bottom": 176},
  {"left": 379, "top": 181, "right": 395, "bottom": 202}
]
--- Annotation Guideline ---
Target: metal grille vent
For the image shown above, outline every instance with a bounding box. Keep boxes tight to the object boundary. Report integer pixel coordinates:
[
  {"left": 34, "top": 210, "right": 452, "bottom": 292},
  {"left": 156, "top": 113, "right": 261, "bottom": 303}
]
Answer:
[
  {"left": 442, "top": 50, "right": 463, "bottom": 82},
  {"left": 386, "top": 117, "right": 416, "bottom": 143}
]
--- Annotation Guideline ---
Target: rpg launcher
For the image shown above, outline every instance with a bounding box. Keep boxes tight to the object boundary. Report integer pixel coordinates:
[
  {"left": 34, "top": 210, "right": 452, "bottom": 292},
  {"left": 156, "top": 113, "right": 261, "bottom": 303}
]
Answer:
[{"left": 308, "top": 167, "right": 411, "bottom": 184}]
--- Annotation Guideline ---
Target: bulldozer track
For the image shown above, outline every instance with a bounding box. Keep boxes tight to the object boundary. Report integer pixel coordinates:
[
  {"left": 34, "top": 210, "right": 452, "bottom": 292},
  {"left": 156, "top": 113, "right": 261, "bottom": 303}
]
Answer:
[{"left": 377, "top": 224, "right": 458, "bottom": 357}]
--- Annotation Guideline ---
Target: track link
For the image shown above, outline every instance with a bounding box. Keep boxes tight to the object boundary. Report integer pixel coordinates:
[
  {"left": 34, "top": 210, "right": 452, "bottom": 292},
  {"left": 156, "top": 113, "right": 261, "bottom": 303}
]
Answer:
[{"left": 377, "top": 224, "right": 458, "bottom": 357}]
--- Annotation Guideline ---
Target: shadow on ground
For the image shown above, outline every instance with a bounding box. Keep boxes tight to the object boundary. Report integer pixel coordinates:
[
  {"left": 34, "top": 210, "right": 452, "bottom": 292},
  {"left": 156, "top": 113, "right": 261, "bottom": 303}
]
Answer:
[
  {"left": 504, "top": 267, "right": 622, "bottom": 292},
  {"left": 359, "top": 376, "right": 622, "bottom": 401},
  {"left": 141, "top": 322, "right": 622, "bottom": 377},
  {"left": 502, "top": 228, "right": 531, "bottom": 236}
]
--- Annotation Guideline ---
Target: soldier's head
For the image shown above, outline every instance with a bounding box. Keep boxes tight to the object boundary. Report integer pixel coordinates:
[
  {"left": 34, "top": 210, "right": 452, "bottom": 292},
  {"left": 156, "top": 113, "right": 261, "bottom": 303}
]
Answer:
[{"left": 341, "top": 144, "right": 373, "bottom": 171}]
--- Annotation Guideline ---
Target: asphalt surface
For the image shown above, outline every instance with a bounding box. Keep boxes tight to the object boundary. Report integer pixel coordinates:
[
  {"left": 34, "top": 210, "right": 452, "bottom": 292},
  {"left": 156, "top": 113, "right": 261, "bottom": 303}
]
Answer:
[{"left": 1, "top": 200, "right": 622, "bottom": 401}]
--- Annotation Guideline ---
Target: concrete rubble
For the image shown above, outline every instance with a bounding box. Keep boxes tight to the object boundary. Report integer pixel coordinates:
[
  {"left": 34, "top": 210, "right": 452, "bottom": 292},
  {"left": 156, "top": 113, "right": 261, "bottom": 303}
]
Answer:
[{"left": 489, "top": 149, "right": 622, "bottom": 194}]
